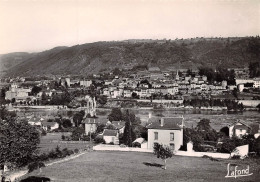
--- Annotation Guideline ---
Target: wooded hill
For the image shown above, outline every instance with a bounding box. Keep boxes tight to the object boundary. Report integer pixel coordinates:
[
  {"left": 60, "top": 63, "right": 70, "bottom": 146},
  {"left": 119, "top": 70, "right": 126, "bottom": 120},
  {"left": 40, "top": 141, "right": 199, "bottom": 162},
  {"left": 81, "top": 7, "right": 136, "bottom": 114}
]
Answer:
[{"left": 1, "top": 37, "right": 259, "bottom": 77}]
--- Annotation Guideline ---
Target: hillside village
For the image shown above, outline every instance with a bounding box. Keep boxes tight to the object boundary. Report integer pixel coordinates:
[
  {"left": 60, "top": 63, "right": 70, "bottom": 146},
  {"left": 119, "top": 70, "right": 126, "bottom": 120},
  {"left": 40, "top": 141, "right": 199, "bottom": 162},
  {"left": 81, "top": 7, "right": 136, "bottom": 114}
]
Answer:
[{"left": 1, "top": 64, "right": 260, "bottom": 153}]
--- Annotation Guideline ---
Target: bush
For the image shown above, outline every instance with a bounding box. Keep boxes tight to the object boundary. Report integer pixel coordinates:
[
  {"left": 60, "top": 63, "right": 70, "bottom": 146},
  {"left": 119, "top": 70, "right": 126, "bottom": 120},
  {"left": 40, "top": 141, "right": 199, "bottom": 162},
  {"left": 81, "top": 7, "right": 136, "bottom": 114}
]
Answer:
[
  {"left": 74, "top": 148, "right": 79, "bottom": 153},
  {"left": 132, "top": 142, "right": 141, "bottom": 148},
  {"left": 61, "top": 148, "right": 71, "bottom": 157},
  {"left": 28, "top": 161, "right": 45, "bottom": 173},
  {"left": 109, "top": 142, "right": 114, "bottom": 145},
  {"left": 231, "top": 155, "right": 241, "bottom": 159},
  {"left": 94, "top": 137, "right": 106, "bottom": 144},
  {"left": 61, "top": 135, "right": 65, "bottom": 140},
  {"left": 41, "top": 129, "right": 47, "bottom": 136},
  {"left": 39, "top": 153, "right": 49, "bottom": 161},
  {"left": 48, "top": 149, "right": 57, "bottom": 159},
  {"left": 55, "top": 146, "right": 63, "bottom": 158},
  {"left": 20, "top": 176, "right": 50, "bottom": 182}
]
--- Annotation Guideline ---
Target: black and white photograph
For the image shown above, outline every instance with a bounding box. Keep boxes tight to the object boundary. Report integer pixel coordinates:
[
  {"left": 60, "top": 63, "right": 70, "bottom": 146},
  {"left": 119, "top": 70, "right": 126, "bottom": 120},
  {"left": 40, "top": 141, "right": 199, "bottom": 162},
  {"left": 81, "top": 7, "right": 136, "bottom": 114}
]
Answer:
[{"left": 0, "top": 0, "right": 260, "bottom": 181}]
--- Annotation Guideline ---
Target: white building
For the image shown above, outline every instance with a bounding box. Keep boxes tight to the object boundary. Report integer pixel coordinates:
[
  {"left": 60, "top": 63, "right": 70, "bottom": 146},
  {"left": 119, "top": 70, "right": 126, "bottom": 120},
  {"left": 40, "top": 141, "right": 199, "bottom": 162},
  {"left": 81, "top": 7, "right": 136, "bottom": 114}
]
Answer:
[
  {"left": 253, "top": 77, "right": 260, "bottom": 88},
  {"left": 228, "top": 121, "right": 251, "bottom": 139}
]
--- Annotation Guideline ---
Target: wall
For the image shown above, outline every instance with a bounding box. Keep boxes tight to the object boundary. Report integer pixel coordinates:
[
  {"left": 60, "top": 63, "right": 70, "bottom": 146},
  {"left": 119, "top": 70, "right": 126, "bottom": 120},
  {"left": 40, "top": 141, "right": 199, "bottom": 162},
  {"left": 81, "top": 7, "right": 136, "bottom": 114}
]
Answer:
[
  {"left": 238, "top": 100, "right": 260, "bottom": 107},
  {"left": 138, "top": 99, "right": 183, "bottom": 104},
  {"left": 147, "top": 129, "right": 183, "bottom": 150},
  {"left": 85, "top": 123, "right": 97, "bottom": 134}
]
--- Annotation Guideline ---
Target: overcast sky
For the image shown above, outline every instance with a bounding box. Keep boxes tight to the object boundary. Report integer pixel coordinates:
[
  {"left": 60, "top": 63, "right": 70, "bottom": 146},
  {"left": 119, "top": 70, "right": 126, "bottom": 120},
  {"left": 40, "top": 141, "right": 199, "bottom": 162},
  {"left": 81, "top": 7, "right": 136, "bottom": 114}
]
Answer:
[{"left": 0, "top": 0, "right": 259, "bottom": 54}]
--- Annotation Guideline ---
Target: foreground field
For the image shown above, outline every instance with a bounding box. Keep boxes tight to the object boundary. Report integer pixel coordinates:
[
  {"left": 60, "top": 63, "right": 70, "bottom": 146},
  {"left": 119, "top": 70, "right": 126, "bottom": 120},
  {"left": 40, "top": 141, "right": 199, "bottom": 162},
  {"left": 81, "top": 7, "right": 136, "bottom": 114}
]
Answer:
[{"left": 21, "top": 151, "right": 260, "bottom": 182}]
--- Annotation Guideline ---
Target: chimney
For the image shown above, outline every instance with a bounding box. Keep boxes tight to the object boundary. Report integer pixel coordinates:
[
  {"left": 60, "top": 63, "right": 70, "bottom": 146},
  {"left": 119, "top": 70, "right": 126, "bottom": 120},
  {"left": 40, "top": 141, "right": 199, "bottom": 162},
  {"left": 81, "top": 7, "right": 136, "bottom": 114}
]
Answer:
[{"left": 160, "top": 118, "right": 164, "bottom": 127}]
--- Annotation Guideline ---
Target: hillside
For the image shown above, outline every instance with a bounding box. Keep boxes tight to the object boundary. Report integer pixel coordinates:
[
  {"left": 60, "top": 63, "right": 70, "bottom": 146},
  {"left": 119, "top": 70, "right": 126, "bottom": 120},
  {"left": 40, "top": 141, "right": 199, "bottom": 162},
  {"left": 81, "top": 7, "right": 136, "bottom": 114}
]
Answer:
[{"left": 2, "top": 37, "right": 260, "bottom": 77}]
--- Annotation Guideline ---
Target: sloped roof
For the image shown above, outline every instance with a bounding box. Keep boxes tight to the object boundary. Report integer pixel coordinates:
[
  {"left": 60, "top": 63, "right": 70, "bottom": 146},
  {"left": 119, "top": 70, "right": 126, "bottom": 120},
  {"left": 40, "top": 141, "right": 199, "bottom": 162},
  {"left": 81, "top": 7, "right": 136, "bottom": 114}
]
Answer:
[
  {"left": 133, "top": 138, "right": 145, "bottom": 144},
  {"left": 41, "top": 121, "right": 58, "bottom": 127},
  {"left": 28, "top": 117, "right": 43, "bottom": 123},
  {"left": 229, "top": 120, "right": 251, "bottom": 129},
  {"left": 103, "top": 129, "right": 118, "bottom": 136},
  {"left": 111, "top": 121, "right": 125, "bottom": 129},
  {"left": 146, "top": 117, "right": 183, "bottom": 130}
]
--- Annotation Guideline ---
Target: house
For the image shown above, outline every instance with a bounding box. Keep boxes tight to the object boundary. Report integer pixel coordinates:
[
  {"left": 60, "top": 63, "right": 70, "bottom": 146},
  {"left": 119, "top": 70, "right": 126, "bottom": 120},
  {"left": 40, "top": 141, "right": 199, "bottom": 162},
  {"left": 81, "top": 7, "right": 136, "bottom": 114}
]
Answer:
[
  {"left": 5, "top": 83, "right": 31, "bottom": 101},
  {"left": 228, "top": 121, "right": 251, "bottom": 138},
  {"left": 110, "top": 121, "right": 125, "bottom": 134},
  {"left": 146, "top": 117, "right": 184, "bottom": 151},
  {"left": 42, "top": 121, "right": 59, "bottom": 131},
  {"left": 102, "top": 129, "right": 119, "bottom": 144},
  {"left": 132, "top": 138, "right": 148, "bottom": 148},
  {"left": 28, "top": 117, "right": 44, "bottom": 126},
  {"left": 253, "top": 77, "right": 260, "bottom": 88},
  {"left": 83, "top": 118, "right": 97, "bottom": 134}
]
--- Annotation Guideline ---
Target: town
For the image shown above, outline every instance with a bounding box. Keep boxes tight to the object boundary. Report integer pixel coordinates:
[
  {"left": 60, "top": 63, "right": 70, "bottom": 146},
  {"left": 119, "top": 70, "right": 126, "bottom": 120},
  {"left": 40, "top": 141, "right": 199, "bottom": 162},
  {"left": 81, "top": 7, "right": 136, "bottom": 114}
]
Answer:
[
  {"left": 1, "top": 64, "right": 260, "bottom": 181},
  {"left": 1, "top": 0, "right": 260, "bottom": 181}
]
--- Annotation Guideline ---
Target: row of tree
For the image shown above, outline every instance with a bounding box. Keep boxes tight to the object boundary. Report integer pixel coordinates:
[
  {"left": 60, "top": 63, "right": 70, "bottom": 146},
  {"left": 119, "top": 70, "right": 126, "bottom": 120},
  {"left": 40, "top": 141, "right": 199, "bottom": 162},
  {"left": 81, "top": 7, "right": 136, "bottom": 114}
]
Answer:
[{"left": 183, "top": 99, "right": 244, "bottom": 111}]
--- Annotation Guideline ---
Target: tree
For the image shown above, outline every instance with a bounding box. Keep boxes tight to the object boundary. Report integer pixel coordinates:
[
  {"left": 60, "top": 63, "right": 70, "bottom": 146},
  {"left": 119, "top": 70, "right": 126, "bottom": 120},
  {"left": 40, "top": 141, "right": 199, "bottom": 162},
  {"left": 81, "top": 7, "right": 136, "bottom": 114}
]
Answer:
[
  {"left": 96, "top": 124, "right": 106, "bottom": 133},
  {"left": 71, "top": 127, "right": 85, "bottom": 141},
  {"left": 196, "top": 119, "right": 218, "bottom": 142},
  {"left": 62, "top": 119, "right": 72, "bottom": 128},
  {"left": 122, "top": 110, "right": 137, "bottom": 146},
  {"left": 0, "top": 107, "right": 16, "bottom": 120},
  {"left": 73, "top": 111, "right": 85, "bottom": 127},
  {"left": 153, "top": 143, "right": 173, "bottom": 170},
  {"left": 31, "top": 86, "right": 42, "bottom": 96},
  {"left": 41, "top": 91, "right": 48, "bottom": 105},
  {"left": 97, "top": 95, "right": 107, "bottom": 106},
  {"left": 181, "top": 128, "right": 204, "bottom": 151},
  {"left": 108, "top": 108, "right": 123, "bottom": 121},
  {"left": 0, "top": 118, "right": 40, "bottom": 167}
]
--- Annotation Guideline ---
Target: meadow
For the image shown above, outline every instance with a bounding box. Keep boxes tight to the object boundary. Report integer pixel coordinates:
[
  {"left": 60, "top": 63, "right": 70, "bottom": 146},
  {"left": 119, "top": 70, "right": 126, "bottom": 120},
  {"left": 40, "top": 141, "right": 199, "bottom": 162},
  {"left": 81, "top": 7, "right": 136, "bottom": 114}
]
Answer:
[
  {"left": 21, "top": 151, "right": 260, "bottom": 182},
  {"left": 38, "top": 133, "right": 93, "bottom": 154}
]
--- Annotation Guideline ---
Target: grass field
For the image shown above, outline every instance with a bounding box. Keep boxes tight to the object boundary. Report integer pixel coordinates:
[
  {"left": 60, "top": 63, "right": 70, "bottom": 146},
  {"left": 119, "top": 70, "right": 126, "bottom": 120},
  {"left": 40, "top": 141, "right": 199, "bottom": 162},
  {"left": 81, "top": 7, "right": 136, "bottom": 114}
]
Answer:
[
  {"left": 21, "top": 151, "right": 260, "bottom": 182},
  {"left": 38, "top": 133, "right": 93, "bottom": 154}
]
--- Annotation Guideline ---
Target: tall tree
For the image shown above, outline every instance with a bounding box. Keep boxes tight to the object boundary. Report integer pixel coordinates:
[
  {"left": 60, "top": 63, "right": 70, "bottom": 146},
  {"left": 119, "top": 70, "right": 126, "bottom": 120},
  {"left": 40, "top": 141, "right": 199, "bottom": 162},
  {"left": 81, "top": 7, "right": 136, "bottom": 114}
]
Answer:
[
  {"left": 31, "top": 86, "right": 42, "bottom": 96},
  {"left": 108, "top": 108, "right": 123, "bottom": 121},
  {"left": 122, "top": 110, "right": 136, "bottom": 146},
  {"left": 0, "top": 118, "right": 40, "bottom": 167}
]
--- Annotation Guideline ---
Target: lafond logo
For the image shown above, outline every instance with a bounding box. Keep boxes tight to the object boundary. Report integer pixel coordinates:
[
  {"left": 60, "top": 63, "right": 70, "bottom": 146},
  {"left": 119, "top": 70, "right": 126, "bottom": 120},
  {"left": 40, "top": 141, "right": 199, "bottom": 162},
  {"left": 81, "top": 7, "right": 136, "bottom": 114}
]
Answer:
[{"left": 225, "top": 163, "right": 253, "bottom": 178}]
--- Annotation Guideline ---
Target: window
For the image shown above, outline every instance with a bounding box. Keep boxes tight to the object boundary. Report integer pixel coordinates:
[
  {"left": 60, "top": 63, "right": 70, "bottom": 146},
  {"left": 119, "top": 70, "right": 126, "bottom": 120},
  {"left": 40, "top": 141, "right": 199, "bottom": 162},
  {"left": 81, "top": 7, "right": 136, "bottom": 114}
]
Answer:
[
  {"left": 154, "top": 132, "right": 158, "bottom": 140},
  {"left": 170, "top": 133, "right": 174, "bottom": 141}
]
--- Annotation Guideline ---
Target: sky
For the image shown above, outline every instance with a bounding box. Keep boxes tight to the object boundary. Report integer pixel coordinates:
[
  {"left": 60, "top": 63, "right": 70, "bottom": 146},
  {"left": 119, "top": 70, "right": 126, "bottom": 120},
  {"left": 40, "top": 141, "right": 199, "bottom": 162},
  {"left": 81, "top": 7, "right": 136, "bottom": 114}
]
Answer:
[{"left": 0, "top": 0, "right": 259, "bottom": 54}]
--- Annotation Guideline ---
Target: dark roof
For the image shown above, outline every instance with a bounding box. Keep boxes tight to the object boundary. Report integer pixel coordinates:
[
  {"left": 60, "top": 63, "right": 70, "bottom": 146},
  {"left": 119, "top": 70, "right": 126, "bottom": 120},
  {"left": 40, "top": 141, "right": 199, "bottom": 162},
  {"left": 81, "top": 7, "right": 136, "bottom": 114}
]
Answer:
[
  {"left": 103, "top": 129, "right": 118, "bottom": 136},
  {"left": 146, "top": 117, "right": 183, "bottom": 130}
]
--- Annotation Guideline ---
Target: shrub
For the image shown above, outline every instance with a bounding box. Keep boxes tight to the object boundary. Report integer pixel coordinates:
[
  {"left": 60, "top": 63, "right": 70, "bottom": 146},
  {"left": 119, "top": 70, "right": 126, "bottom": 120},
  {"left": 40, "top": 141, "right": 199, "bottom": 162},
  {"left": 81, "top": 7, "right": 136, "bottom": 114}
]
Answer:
[
  {"left": 55, "top": 146, "right": 63, "bottom": 158},
  {"left": 132, "top": 142, "right": 141, "bottom": 148},
  {"left": 61, "top": 135, "right": 65, "bottom": 140},
  {"left": 39, "top": 153, "right": 49, "bottom": 161},
  {"left": 74, "top": 149, "right": 79, "bottom": 153},
  {"left": 109, "top": 142, "right": 114, "bottom": 145},
  {"left": 231, "top": 155, "right": 241, "bottom": 159},
  {"left": 61, "top": 148, "right": 71, "bottom": 157},
  {"left": 28, "top": 161, "right": 45, "bottom": 173},
  {"left": 41, "top": 129, "right": 47, "bottom": 136},
  {"left": 94, "top": 137, "right": 106, "bottom": 144},
  {"left": 20, "top": 176, "right": 51, "bottom": 182},
  {"left": 48, "top": 149, "right": 57, "bottom": 159}
]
